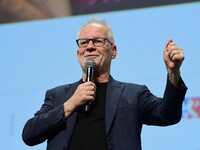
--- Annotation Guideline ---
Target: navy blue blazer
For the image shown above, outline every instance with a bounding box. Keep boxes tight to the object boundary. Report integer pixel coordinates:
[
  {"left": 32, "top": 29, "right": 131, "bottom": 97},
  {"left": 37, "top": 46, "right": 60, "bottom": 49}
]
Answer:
[{"left": 22, "top": 76, "right": 187, "bottom": 150}]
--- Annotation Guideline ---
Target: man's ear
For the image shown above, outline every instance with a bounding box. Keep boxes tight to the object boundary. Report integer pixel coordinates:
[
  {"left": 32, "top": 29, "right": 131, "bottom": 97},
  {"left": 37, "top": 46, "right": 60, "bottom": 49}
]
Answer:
[
  {"left": 111, "top": 45, "right": 117, "bottom": 59},
  {"left": 77, "top": 50, "right": 79, "bottom": 57}
]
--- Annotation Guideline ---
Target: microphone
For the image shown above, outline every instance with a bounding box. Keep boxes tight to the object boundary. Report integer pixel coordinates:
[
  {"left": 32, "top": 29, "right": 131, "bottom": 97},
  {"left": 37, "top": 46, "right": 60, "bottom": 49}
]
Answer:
[{"left": 84, "top": 58, "right": 96, "bottom": 112}]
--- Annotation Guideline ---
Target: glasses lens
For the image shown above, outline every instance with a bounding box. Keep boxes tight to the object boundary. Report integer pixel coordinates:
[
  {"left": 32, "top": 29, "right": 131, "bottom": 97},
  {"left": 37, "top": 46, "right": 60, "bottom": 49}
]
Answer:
[
  {"left": 78, "top": 39, "right": 88, "bottom": 47},
  {"left": 94, "top": 38, "right": 104, "bottom": 47}
]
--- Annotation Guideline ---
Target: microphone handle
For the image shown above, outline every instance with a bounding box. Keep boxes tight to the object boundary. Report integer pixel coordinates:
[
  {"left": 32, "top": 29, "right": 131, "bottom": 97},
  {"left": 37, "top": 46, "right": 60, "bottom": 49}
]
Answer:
[
  {"left": 84, "top": 67, "right": 94, "bottom": 112},
  {"left": 84, "top": 102, "right": 91, "bottom": 112}
]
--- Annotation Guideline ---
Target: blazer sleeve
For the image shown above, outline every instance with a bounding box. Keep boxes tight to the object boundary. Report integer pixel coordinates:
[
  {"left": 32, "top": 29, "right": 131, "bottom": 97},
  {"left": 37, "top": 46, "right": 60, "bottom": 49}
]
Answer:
[
  {"left": 22, "top": 88, "right": 67, "bottom": 146},
  {"left": 140, "top": 76, "right": 187, "bottom": 126}
]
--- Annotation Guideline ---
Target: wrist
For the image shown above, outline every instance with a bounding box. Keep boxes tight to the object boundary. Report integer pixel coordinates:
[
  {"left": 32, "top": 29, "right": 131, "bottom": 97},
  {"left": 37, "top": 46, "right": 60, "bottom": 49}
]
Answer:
[
  {"left": 63, "top": 99, "right": 76, "bottom": 119},
  {"left": 168, "top": 70, "right": 180, "bottom": 87}
]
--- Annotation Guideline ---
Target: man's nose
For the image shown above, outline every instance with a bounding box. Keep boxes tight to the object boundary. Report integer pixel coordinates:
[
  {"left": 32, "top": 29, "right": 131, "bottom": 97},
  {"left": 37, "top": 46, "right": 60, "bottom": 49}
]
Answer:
[{"left": 87, "top": 40, "right": 96, "bottom": 48}]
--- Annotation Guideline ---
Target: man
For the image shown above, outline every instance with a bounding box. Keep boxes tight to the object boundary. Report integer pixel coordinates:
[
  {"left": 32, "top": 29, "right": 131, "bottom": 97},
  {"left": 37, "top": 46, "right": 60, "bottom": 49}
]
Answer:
[{"left": 22, "top": 19, "right": 187, "bottom": 150}]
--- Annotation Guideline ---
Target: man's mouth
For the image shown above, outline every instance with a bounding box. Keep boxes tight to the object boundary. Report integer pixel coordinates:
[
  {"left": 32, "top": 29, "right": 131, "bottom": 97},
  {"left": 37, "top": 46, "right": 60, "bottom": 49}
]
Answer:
[{"left": 85, "top": 55, "right": 98, "bottom": 58}]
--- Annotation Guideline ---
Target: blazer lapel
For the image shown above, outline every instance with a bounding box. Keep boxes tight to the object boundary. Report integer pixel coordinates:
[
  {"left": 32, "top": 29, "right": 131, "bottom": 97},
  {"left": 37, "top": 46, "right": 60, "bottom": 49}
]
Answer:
[
  {"left": 105, "top": 77, "right": 124, "bottom": 136},
  {"left": 63, "top": 80, "right": 81, "bottom": 148}
]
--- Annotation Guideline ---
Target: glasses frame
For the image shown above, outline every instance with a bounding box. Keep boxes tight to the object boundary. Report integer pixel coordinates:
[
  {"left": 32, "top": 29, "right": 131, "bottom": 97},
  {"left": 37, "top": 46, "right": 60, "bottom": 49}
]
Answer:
[{"left": 76, "top": 37, "right": 113, "bottom": 48}]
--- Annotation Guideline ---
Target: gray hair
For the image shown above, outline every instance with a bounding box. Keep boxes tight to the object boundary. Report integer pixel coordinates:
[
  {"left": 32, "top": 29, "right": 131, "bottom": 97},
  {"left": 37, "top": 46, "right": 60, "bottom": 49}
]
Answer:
[{"left": 77, "top": 18, "right": 115, "bottom": 44}]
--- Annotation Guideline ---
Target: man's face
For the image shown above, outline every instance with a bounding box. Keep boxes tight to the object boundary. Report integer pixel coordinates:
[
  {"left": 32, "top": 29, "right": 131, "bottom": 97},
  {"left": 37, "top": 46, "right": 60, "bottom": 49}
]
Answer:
[{"left": 77, "top": 23, "right": 117, "bottom": 74}]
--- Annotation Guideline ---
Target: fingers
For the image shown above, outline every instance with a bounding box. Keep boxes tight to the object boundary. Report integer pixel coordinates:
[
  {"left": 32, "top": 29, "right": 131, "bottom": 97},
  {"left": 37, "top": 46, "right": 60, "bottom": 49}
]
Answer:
[
  {"left": 163, "top": 39, "right": 173, "bottom": 57},
  {"left": 72, "top": 82, "right": 96, "bottom": 107},
  {"left": 168, "top": 48, "right": 184, "bottom": 62},
  {"left": 166, "top": 41, "right": 184, "bottom": 62},
  {"left": 81, "top": 82, "right": 96, "bottom": 99},
  {"left": 165, "top": 38, "right": 173, "bottom": 48}
]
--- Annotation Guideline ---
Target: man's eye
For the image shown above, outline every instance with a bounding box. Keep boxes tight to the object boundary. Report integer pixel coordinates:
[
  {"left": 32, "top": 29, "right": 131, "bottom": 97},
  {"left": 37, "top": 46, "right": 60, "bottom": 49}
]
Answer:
[
  {"left": 95, "top": 39, "right": 103, "bottom": 43},
  {"left": 80, "top": 40, "right": 87, "bottom": 45}
]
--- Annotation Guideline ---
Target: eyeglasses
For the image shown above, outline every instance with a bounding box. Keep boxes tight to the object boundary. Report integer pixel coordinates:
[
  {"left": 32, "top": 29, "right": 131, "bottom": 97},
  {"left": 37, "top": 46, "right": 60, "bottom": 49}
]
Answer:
[{"left": 76, "top": 37, "right": 113, "bottom": 48}]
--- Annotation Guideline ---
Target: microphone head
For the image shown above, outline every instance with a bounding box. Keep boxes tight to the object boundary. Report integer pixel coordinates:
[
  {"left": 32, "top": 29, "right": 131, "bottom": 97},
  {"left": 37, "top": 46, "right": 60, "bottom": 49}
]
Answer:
[{"left": 85, "top": 59, "right": 96, "bottom": 68}]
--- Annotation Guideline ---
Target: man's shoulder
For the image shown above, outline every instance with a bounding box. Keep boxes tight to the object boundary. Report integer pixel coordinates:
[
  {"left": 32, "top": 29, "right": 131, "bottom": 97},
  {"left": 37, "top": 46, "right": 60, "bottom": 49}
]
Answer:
[
  {"left": 111, "top": 77, "right": 144, "bottom": 88},
  {"left": 47, "top": 80, "right": 81, "bottom": 94}
]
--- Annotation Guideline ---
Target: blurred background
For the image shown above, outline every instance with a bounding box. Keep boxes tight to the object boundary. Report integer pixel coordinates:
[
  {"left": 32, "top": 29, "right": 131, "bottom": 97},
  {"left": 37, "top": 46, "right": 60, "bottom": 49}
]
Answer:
[{"left": 0, "top": 0, "right": 200, "bottom": 149}]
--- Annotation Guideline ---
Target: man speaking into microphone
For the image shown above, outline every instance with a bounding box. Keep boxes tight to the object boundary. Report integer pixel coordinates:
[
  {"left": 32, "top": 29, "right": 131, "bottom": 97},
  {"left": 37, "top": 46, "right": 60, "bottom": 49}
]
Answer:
[{"left": 22, "top": 18, "right": 187, "bottom": 150}]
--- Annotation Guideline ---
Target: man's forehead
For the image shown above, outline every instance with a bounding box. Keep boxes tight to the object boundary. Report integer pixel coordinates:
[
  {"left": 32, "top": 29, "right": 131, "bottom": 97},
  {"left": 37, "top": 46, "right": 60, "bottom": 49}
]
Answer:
[{"left": 79, "top": 23, "right": 107, "bottom": 37}]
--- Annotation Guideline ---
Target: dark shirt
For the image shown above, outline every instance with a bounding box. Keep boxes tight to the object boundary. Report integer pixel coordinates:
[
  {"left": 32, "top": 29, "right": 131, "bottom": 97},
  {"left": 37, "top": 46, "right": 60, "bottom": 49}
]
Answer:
[{"left": 68, "top": 82, "right": 108, "bottom": 150}]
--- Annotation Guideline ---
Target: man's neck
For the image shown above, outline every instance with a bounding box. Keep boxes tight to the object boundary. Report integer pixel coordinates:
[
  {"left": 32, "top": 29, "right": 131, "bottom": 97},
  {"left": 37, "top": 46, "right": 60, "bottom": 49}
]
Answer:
[
  {"left": 82, "top": 73, "right": 110, "bottom": 83},
  {"left": 95, "top": 75, "right": 109, "bottom": 83}
]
